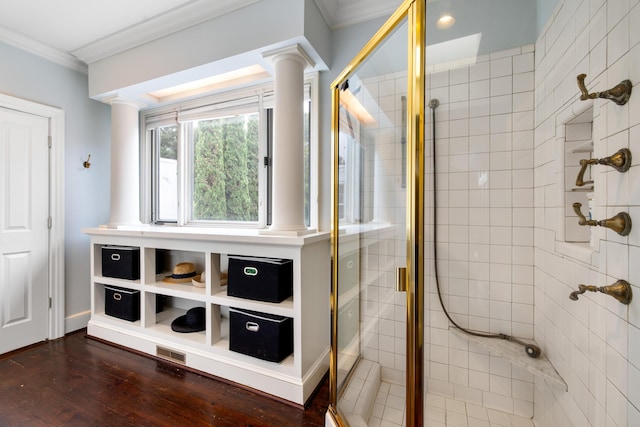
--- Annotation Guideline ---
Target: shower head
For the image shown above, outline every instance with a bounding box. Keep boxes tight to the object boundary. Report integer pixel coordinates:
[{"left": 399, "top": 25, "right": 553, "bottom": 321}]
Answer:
[{"left": 429, "top": 99, "right": 439, "bottom": 109}]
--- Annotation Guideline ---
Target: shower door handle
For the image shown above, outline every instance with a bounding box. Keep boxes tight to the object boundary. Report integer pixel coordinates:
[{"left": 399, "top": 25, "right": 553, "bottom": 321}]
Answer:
[{"left": 396, "top": 267, "right": 407, "bottom": 292}]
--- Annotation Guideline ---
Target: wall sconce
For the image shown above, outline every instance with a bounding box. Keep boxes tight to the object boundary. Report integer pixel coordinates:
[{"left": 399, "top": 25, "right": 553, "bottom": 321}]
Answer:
[{"left": 83, "top": 154, "right": 91, "bottom": 169}]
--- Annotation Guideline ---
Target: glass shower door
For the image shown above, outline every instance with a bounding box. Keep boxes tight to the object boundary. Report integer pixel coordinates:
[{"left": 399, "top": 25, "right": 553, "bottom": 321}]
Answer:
[
  {"left": 334, "top": 78, "right": 409, "bottom": 422},
  {"left": 329, "top": 1, "right": 425, "bottom": 425}
]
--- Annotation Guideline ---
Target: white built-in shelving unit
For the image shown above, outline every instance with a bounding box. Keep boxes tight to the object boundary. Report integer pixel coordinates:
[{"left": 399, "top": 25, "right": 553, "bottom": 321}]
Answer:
[{"left": 83, "top": 226, "right": 330, "bottom": 405}]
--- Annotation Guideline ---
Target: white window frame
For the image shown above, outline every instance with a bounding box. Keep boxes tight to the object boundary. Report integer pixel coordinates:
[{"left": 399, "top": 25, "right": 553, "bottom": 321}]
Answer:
[{"left": 140, "top": 73, "right": 319, "bottom": 230}]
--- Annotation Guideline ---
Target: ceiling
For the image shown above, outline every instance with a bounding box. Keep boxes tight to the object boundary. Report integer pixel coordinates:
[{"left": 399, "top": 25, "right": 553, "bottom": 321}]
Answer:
[{"left": 0, "top": 0, "right": 402, "bottom": 73}]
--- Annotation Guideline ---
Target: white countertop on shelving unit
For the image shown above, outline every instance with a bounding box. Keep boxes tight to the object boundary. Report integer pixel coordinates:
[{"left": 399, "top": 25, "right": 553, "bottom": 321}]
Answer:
[{"left": 82, "top": 225, "right": 330, "bottom": 246}]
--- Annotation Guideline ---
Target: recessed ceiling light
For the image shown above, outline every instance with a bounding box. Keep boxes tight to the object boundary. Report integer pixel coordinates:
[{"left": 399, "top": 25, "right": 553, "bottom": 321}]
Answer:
[{"left": 436, "top": 14, "right": 455, "bottom": 29}]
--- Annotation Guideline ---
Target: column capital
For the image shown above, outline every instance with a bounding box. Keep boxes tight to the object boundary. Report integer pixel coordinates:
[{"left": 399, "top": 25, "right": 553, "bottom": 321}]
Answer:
[
  {"left": 100, "top": 94, "right": 147, "bottom": 110},
  {"left": 262, "top": 44, "right": 315, "bottom": 69}
]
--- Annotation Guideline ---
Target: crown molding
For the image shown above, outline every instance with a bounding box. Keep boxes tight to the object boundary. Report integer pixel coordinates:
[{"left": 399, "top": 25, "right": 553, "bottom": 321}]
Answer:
[
  {"left": 71, "top": 0, "right": 259, "bottom": 64},
  {"left": 313, "top": 0, "right": 338, "bottom": 29},
  {"left": 314, "top": 0, "right": 401, "bottom": 29},
  {"left": 336, "top": 0, "right": 403, "bottom": 28},
  {"left": 0, "top": 27, "right": 87, "bottom": 74}
]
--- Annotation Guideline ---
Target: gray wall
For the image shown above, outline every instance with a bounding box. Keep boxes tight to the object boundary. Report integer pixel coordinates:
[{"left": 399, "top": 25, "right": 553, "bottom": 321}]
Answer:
[
  {"left": 0, "top": 41, "right": 111, "bottom": 331},
  {"left": 536, "top": 0, "right": 559, "bottom": 35},
  {"left": 425, "top": 0, "right": 537, "bottom": 56}
]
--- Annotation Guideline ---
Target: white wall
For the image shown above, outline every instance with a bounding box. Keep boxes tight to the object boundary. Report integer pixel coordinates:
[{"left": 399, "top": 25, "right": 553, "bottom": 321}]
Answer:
[
  {"left": 0, "top": 41, "right": 111, "bottom": 333},
  {"left": 533, "top": 0, "right": 640, "bottom": 426}
]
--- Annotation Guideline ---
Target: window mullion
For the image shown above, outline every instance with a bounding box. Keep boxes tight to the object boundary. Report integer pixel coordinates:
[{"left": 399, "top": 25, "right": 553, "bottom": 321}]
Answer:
[
  {"left": 177, "top": 122, "right": 189, "bottom": 226},
  {"left": 258, "top": 96, "right": 268, "bottom": 228},
  {"left": 149, "top": 129, "right": 158, "bottom": 223}
]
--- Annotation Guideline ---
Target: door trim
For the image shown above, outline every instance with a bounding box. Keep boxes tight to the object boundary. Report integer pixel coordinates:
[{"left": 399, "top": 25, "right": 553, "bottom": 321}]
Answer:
[{"left": 0, "top": 93, "right": 65, "bottom": 341}]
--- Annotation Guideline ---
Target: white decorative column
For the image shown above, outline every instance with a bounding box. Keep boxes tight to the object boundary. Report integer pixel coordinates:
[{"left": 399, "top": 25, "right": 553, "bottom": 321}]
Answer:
[
  {"left": 103, "top": 96, "right": 145, "bottom": 228},
  {"left": 262, "top": 45, "right": 315, "bottom": 235}
]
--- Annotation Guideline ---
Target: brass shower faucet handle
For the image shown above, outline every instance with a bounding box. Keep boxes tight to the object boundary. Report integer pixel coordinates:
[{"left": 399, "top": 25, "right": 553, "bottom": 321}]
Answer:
[
  {"left": 572, "top": 202, "right": 632, "bottom": 236},
  {"left": 569, "top": 280, "right": 632, "bottom": 304},
  {"left": 577, "top": 73, "right": 632, "bottom": 106},
  {"left": 575, "top": 148, "right": 632, "bottom": 186}
]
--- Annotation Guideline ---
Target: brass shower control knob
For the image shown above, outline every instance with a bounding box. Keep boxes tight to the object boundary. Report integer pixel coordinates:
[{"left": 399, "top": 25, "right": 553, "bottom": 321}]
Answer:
[
  {"left": 575, "top": 148, "right": 632, "bottom": 187},
  {"left": 577, "top": 73, "right": 632, "bottom": 105},
  {"left": 569, "top": 280, "right": 632, "bottom": 304},
  {"left": 572, "top": 202, "right": 631, "bottom": 236}
]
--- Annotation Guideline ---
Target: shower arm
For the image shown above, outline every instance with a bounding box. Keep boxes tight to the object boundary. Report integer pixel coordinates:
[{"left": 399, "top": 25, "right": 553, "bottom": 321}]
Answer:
[
  {"left": 569, "top": 280, "right": 632, "bottom": 304},
  {"left": 575, "top": 148, "right": 632, "bottom": 186}
]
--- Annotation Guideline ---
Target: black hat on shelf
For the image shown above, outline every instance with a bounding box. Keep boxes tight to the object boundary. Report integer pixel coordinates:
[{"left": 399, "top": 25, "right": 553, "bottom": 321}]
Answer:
[{"left": 170, "top": 307, "right": 205, "bottom": 333}]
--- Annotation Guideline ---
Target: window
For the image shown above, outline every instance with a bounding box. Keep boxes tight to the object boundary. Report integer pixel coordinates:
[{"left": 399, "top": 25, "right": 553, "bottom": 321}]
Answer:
[
  {"left": 151, "top": 124, "right": 178, "bottom": 222},
  {"left": 185, "top": 101, "right": 261, "bottom": 224},
  {"left": 144, "top": 79, "right": 316, "bottom": 229}
]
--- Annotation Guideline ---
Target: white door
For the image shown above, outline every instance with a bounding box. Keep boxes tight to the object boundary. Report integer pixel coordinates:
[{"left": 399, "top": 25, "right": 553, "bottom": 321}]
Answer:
[{"left": 0, "top": 107, "right": 50, "bottom": 354}]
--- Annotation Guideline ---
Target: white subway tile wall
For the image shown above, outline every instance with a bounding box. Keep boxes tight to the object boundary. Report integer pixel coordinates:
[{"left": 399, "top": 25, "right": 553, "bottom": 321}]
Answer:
[
  {"left": 425, "top": 44, "right": 536, "bottom": 418},
  {"left": 533, "top": 0, "right": 640, "bottom": 426}
]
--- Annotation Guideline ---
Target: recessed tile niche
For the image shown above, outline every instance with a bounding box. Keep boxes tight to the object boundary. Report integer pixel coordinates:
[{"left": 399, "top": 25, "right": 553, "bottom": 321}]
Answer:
[{"left": 563, "top": 107, "right": 593, "bottom": 244}]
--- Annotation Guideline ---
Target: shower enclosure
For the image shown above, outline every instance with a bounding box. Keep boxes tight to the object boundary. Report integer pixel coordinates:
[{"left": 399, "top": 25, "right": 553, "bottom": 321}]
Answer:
[
  {"left": 329, "top": 0, "right": 541, "bottom": 425},
  {"left": 328, "top": 1, "right": 425, "bottom": 425}
]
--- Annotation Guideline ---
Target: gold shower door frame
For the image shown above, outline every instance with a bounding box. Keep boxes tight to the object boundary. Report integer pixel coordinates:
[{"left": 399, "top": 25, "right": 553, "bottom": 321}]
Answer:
[{"left": 328, "top": 0, "right": 426, "bottom": 425}]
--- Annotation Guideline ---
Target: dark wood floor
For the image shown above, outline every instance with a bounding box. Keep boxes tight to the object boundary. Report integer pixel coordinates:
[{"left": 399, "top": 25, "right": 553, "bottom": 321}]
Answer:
[{"left": 0, "top": 330, "right": 329, "bottom": 426}]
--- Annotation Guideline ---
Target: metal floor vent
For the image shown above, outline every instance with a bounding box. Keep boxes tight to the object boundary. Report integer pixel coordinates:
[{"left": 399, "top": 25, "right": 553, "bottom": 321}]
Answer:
[{"left": 156, "top": 346, "right": 186, "bottom": 364}]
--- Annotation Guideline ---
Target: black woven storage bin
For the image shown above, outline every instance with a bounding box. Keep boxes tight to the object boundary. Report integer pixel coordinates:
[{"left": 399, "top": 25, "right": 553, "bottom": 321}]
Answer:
[
  {"left": 227, "top": 256, "right": 293, "bottom": 303},
  {"left": 102, "top": 246, "right": 140, "bottom": 280},
  {"left": 229, "top": 308, "right": 293, "bottom": 362},
  {"left": 105, "top": 286, "right": 140, "bottom": 322}
]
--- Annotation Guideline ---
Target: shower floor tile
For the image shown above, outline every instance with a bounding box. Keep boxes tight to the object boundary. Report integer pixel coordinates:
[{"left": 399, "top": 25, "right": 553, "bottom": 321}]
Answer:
[{"left": 366, "top": 384, "right": 535, "bottom": 427}]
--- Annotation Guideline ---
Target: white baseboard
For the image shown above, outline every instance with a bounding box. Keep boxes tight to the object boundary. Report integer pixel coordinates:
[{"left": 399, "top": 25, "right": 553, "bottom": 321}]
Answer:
[{"left": 65, "top": 310, "right": 91, "bottom": 334}]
